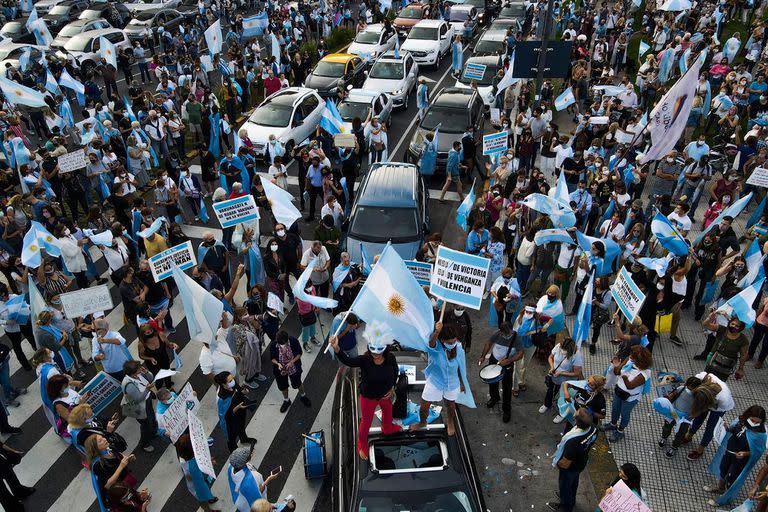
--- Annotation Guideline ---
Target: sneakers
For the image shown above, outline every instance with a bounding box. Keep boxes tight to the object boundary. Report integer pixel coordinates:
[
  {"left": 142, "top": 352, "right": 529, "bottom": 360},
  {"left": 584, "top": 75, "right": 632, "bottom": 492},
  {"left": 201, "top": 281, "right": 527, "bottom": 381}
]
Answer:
[
  {"left": 687, "top": 450, "right": 703, "bottom": 460},
  {"left": 546, "top": 502, "right": 562, "bottom": 511},
  {"left": 300, "top": 395, "right": 311, "bottom": 407},
  {"left": 552, "top": 414, "right": 565, "bottom": 424},
  {"left": 280, "top": 399, "right": 292, "bottom": 413},
  {"left": 141, "top": 445, "right": 155, "bottom": 453},
  {"left": 657, "top": 437, "right": 666, "bottom": 448},
  {"left": 692, "top": 353, "right": 707, "bottom": 361},
  {"left": 603, "top": 423, "right": 618, "bottom": 432},
  {"left": 608, "top": 430, "right": 625, "bottom": 442},
  {"left": 303, "top": 343, "right": 312, "bottom": 353},
  {"left": 665, "top": 447, "right": 677, "bottom": 458},
  {"left": 669, "top": 335, "right": 683, "bottom": 346},
  {"left": 244, "top": 380, "right": 259, "bottom": 389},
  {"left": 703, "top": 484, "right": 721, "bottom": 493},
  {"left": 255, "top": 374, "right": 268, "bottom": 382},
  {"left": 502, "top": 411, "right": 511, "bottom": 423},
  {"left": 538, "top": 405, "right": 549, "bottom": 414}
]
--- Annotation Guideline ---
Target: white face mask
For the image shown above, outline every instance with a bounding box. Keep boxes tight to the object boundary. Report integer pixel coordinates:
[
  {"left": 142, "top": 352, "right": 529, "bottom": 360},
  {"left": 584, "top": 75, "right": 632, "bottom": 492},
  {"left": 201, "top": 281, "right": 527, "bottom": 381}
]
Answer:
[
  {"left": 227, "top": 380, "right": 236, "bottom": 389},
  {"left": 270, "top": 244, "right": 278, "bottom": 252},
  {"left": 606, "top": 133, "right": 613, "bottom": 139},
  {"left": 276, "top": 229, "right": 286, "bottom": 237},
  {"left": 666, "top": 157, "right": 674, "bottom": 163},
  {"left": 63, "top": 228, "right": 71, "bottom": 236},
  {"left": 748, "top": 418, "right": 762, "bottom": 428},
  {"left": 657, "top": 283, "right": 664, "bottom": 290},
  {"left": 454, "top": 309, "right": 464, "bottom": 317},
  {"left": 523, "top": 312, "right": 534, "bottom": 319}
]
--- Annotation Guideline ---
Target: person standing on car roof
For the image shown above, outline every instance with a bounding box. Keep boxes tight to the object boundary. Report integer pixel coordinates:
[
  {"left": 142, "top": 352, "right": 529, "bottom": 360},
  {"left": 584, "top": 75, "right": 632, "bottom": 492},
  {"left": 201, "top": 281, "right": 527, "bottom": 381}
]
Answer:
[{"left": 329, "top": 321, "right": 401, "bottom": 460}]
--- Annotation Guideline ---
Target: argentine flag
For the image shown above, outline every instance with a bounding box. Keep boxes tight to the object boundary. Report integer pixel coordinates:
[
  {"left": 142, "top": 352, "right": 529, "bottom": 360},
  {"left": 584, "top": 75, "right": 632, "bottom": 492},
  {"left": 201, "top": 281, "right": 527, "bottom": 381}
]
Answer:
[
  {"left": 694, "top": 192, "right": 753, "bottom": 246},
  {"left": 737, "top": 239, "right": 766, "bottom": 288},
  {"left": 0, "top": 76, "right": 48, "bottom": 108},
  {"left": 28, "top": 18, "right": 53, "bottom": 46},
  {"left": 534, "top": 228, "right": 575, "bottom": 247},
  {"left": 571, "top": 270, "right": 594, "bottom": 347},
  {"left": 99, "top": 36, "right": 118, "bottom": 68},
  {"left": 171, "top": 264, "right": 224, "bottom": 348},
  {"left": 204, "top": 19, "right": 223, "bottom": 55},
  {"left": 651, "top": 212, "right": 689, "bottom": 256},
  {"left": 638, "top": 40, "right": 650, "bottom": 58},
  {"left": 21, "top": 221, "right": 61, "bottom": 268},
  {"left": 257, "top": 173, "right": 302, "bottom": 228},
  {"left": 293, "top": 256, "right": 339, "bottom": 309},
  {"left": 637, "top": 256, "right": 671, "bottom": 277},
  {"left": 243, "top": 12, "right": 268, "bottom": 37},
  {"left": 554, "top": 87, "right": 575, "bottom": 111},
  {"left": 717, "top": 278, "right": 764, "bottom": 327},
  {"left": 521, "top": 193, "right": 576, "bottom": 228},
  {"left": 320, "top": 98, "right": 344, "bottom": 135},
  {"left": 394, "top": 35, "right": 400, "bottom": 59},
  {"left": 360, "top": 242, "right": 373, "bottom": 275},
  {"left": 456, "top": 180, "right": 476, "bottom": 231}
]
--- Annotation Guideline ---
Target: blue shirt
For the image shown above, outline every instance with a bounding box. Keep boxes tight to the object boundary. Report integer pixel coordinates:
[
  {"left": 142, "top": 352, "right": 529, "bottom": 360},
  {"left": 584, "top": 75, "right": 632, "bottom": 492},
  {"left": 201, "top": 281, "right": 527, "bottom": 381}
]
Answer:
[
  {"left": 91, "top": 331, "right": 131, "bottom": 373},
  {"left": 447, "top": 148, "right": 461, "bottom": 176},
  {"left": 424, "top": 343, "right": 461, "bottom": 391},
  {"left": 307, "top": 164, "right": 323, "bottom": 187},
  {"left": 465, "top": 229, "right": 489, "bottom": 253},
  {"left": 685, "top": 141, "right": 710, "bottom": 162},
  {"left": 568, "top": 189, "right": 592, "bottom": 214}
]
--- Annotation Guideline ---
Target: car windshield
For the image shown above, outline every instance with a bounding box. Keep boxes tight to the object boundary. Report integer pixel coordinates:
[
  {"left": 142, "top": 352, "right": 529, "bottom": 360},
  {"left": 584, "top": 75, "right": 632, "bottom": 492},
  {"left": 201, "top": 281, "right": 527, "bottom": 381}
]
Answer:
[
  {"left": 48, "top": 5, "right": 70, "bottom": 15},
  {"left": 421, "top": 107, "right": 466, "bottom": 133},
  {"left": 79, "top": 9, "right": 100, "bottom": 19},
  {"left": 355, "top": 31, "right": 380, "bottom": 44},
  {"left": 474, "top": 40, "right": 503, "bottom": 54},
  {"left": 0, "top": 22, "right": 22, "bottom": 34},
  {"left": 459, "top": 64, "right": 499, "bottom": 86},
  {"left": 64, "top": 34, "right": 93, "bottom": 51},
  {"left": 57, "top": 24, "right": 85, "bottom": 37},
  {"left": 249, "top": 103, "right": 292, "bottom": 127},
  {"left": 349, "top": 207, "right": 419, "bottom": 242},
  {"left": 369, "top": 61, "right": 403, "bottom": 79},
  {"left": 500, "top": 5, "right": 526, "bottom": 17},
  {"left": 337, "top": 101, "right": 371, "bottom": 122},
  {"left": 398, "top": 7, "right": 422, "bottom": 18},
  {"left": 312, "top": 61, "right": 346, "bottom": 78},
  {"left": 464, "top": 0, "right": 484, "bottom": 8},
  {"left": 449, "top": 10, "right": 470, "bottom": 21},
  {"left": 135, "top": 11, "right": 156, "bottom": 20},
  {"left": 357, "top": 491, "right": 477, "bottom": 512},
  {"left": 408, "top": 26, "right": 437, "bottom": 40}
]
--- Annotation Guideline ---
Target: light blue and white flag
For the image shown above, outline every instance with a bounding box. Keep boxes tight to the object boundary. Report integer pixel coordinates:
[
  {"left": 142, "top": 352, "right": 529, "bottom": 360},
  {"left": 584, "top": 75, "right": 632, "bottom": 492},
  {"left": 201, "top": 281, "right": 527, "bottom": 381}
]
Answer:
[
  {"left": 521, "top": 193, "right": 577, "bottom": 228},
  {"left": 551, "top": 170, "right": 570, "bottom": 206},
  {"left": 99, "top": 36, "right": 118, "bottom": 68},
  {"left": 172, "top": 263, "right": 223, "bottom": 349},
  {"left": 593, "top": 85, "right": 626, "bottom": 97},
  {"left": 534, "top": 228, "right": 575, "bottom": 246},
  {"left": 0, "top": 76, "right": 47, "bottom": 108},
  {"left": 360, "top": 243, "right": 373, "bottom": 276},
  {"left": 25, "top": 7, "right": 37, "bottom": 27},
  {"left": 747, "top": 195, "right": 766, "bottom": 229},
  {"left": 20, "top": 0, "right": 32, "bottom": 12},
  {"left": 554, "top": 87, "right": 575, "bottom": 111},
  {"left": 242, "top": 12, "right": 268, "bottom": 37},
  {"left": 199, "top": 197, "right": 209, "bottom": 224},
  {"left": 394, "top": 35, "right": 401, "bottom": 59},
  {"left": 204, "top": 19, "right": 223, "bottom": 55},
  {"left": 21, "top": 221, "right": 61, "bottom": 268},
  {"left": 137, "top": 217, "right": 166, "bottom": 239},
  {"left": 28, "top": 18, "right": 53, "bottom": 46},
  {"left": 319, "top": 98, "right": 344, "bottom": 135},
  {"left": 45, "top": 70, "right": 61, "bottom": 95},
  {"left": 456, "top": 180, "right": 476, "bottom": 231},
  {"left": 293, "top": 256, "right": 339, "bottom": 309},
  {"left": 717, "top": 278, "right": 764, "bottom": 327},
  {"left": 58, "top": 68, "right": 86, "bottom": 106},
  {"left": 84, "top": 229, "right": 114, "bottom": 247},
  {"left": 572, "top": 270, "right": 594, "bottom": 347},
  {"left": 651, "top": 211, "right": 690, "bottom": 256},
  {"left": 638, "top": 40, "right": 650, "bottom": 58},
  {"left": 494, "top": 49, "right": 518, "bottom": 96},
  {"left": 258, "top": 173, "right": 302, "bottom": 228},
  {"left": 574, "top": 231, "right": 620, "bottom": 277},
  {"left": 694, "top": 192, "right": 753, "bottom": 246},
  {"left": 738, "top": 239, "right": 766, "bottom": 288},
  {"left": 18, "top": 48, "right": 31, "bottom": 72},
  {"left": 270, "top": 33, "right": 280, "bottom": 61},
  {"left": 638, "top": 256, "right": 671, "bottom": 277},
  {"left": 4, "top": 294, "right": 30, "bottom": 326}
]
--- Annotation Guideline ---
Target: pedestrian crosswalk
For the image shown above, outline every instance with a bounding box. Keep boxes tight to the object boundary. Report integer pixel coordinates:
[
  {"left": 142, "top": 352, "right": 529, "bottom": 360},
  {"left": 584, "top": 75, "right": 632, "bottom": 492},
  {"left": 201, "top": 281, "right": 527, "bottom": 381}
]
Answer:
[{"left": 2, "top": 233, "right": 342, "bottom": 512}]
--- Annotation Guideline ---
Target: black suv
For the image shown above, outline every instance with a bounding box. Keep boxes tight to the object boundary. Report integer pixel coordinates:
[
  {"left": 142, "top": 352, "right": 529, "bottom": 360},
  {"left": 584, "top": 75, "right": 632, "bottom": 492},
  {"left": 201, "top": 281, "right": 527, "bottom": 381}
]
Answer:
[{"left": 407, "top": 87, "right": 486, "bottom": 172}]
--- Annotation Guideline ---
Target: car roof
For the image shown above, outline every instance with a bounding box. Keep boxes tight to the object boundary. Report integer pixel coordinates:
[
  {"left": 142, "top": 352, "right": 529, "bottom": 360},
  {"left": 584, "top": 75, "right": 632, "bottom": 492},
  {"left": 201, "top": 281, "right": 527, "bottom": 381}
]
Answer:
[
  {"left": 414, "top": 19, "right": 444, "bottom": 27},
  {"left": 361, "top": 23, "right": 384, "bottom": 32},
  {"left": 450, "top": 4, "right": 474, "bottom": 11},
  {"left": 78, "top": 27, "right": 122, "bottom": 38},
  {"left": 465, "top": 55, "right": 502, "bottom": 66},
  {"left": 347, "top": 89, "right": 381, "bottom": 102},
  {"left": 265, "top": 87, "right": 316, "bottom": 106},
  {"left": 478, "top": 30, "right": 507, "bottom": 41},
  {"left": 356, "top": 163, "right": 419, "bottom": 208},
  {"left": 378, "top": 50, "right": 408, "bottom": 60},
  {"left": 434, "top": 87, "right": 475, "bottom": 107},
  {"left": 61, "top": 19, "right": 95, "bottom": 27},
  {"left": 322, "top": 53, "right": 357, "bottom": 63},
  {"left": 400, "top": 2, "right": 428, "bottom": 9}
]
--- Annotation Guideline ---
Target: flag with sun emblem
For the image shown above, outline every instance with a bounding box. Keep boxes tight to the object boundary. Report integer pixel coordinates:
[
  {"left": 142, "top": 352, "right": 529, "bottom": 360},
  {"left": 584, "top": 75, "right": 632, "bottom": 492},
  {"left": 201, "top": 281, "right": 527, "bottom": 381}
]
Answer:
[
  {"left": 350, "top": 243, "right": 434, "bottom": 351},
  {"left": 0, "top": 76, "right": 48, "bottom": 108},
  {"left": 257, "top": 173, "right": 302, "bottom": 228},
  {"left": 21, "top": 221, "right": 62, "bottom": 268},
  {"left": 205, "top": 19, "right": 223, "bottom": 56},
  {"left": 99, "top": 36, "right": 118, "bottom": 68}
]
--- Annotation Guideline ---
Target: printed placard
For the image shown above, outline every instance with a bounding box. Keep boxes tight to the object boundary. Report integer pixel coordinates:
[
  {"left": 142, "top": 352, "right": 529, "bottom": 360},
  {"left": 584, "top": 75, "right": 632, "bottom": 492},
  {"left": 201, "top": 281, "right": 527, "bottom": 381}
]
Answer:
[
  {"left": 429, "top": 246, "right": 490, "bottom": 310},
  {"left": 482, "top": 131, "right": 509, "bottom": 155},
  {"left": 188, "top": 409, "right": 215, "bottom": 478},
  {"left": 746, "top": 167, "right": 768, "bottom": 188},
  {"left": 610, "top": 266, "right": 646, "bottom": 323},
  {"left": 405, "top": 260, "right": 433, "bottom": 286},
  {"left": 489, "top": 108, "right": 501, "bottom": 125},
  {"left": 57, "top": 149, "right": 87, "bottom": 174},
  {"left": 334, "top": 133, "right": 357, "bottom": 148},
  {"left": 59, "top": 285, "right": 114, "bottom": 318},
  {"left": 79, "top": 371, "right": 122, "bottom": 415},
  {"left": 598, "top": 480, "right": 651, "bottom": 512},
  {"left": 158, "top": 383, "right": 200, "bottom": 443},
  {"left": 148, "top": 241, "right": 197, "bottom": 282},
  {"left": 212, "top": 195, "right": 260, "bottom": 229},
  {"left": 463, "top": 62, "right": 487, "bottom": 81}
]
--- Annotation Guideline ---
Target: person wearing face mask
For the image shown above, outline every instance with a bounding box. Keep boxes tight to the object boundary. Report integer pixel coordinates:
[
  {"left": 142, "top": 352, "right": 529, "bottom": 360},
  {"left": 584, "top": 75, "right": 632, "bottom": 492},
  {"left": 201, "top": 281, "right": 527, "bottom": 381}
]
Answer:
[
  {"left": 439, "top": 141, "right": 465, "bottom": 202},
  {"left": 296, "top": 281, "right": 320, "bottom": 353},
  {"left": 409, "top": 323, "right": 470, "bottom": 436},
  {"left": 179, "top": 167, "right": 204, "bottom": 221},
  {"left": 85, "top": 434, "right": 150, "bottom": 511},
  {"left": 55, "top": 224, "right": 91, "bottom": 290},
  {"left": 273, "top": 223, "right": 303, "bottom": 300},
  {"left": 271, "top": 330, "right": 311, "bottom": 412},
  {"left": 701, "top": 312, "right": 749, "bottom": 381},
  {"left": 47, "top": 374, "right": 88, "bottom": 439},
  {"left": 215, "top": 371, "right": 258, "bottom": 453},
  {"left": 121, "top": 360, "right": 160, "bottom": 453},
  {"left": 685, "top": 235, "right": 722, "bottom": 320},
  {"left": 714, "top": 254, "right": 749, "bottom": 302},
  {"left": 264, "top": 237, "right": 288, "bottom": 301},
  {"left": 467, "top": 199, "right": 493, "bottom": 230},
  {"left": 198, "top": 232, "right": 231, "bottom": 290},
  {"left": 466, "top": 220, "right": 490, "bottom": 256},
  {"left": 478, "top": 322, "right": 524, "bottom": 423},
  {"left": 649, "top": 151, "right": 682, "bottom": 215},
  {"left": 0, "top": 284, "right": 35, "bottom": 371},
  {"left": 705, "top": 405, "right": 768, "bottom": 507}
]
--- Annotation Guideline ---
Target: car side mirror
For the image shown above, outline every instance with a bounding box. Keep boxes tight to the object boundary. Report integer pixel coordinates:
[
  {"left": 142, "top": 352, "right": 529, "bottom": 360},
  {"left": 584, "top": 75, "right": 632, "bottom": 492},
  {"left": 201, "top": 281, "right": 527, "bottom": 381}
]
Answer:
[
  {"left": 363, "top": 70, "right": 368, "bottom": 76},
  {"left": 346, "top": 84, "right": 353, "bottom": 91}
]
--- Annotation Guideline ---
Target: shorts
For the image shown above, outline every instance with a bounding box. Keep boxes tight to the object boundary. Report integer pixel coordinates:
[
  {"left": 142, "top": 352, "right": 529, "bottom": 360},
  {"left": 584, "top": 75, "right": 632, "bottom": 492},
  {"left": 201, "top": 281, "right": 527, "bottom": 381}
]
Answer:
[
  {"left": 421, "top": 379, "right": 460, "bottom": 402},
  {"left": 275, "top": 370, "right": 302, "bottom": 391}
]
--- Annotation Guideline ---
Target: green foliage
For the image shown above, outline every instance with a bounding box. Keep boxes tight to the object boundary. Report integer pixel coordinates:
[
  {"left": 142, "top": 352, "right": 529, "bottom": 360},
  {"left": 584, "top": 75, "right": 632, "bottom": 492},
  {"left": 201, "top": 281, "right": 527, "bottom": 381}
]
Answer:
[{"left": 326, "top": 27, "right": 355, "bottom": 53}]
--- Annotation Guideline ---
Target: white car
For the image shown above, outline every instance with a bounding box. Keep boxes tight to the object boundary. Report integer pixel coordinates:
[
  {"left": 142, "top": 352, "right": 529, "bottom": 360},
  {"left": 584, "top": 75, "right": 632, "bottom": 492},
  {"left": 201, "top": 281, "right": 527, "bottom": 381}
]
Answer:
[
  {"left": 337, "top": 89, "right": 393, "bottom": 132},
  {"left": 362, "top": 51, "right": 419, "bottom": 109},
  {"left": 51, "top": 19, "right": 113, "bottom": 49},
  {"left": 348, "top": 24, "right": 397, "bottom": 61},
  {"left": 453, "top": 55, "right": 503, "bottom": 108},
  {"left": 33, "top": 0, "right": 66, "bottom": 14},
  {"left": 124, "top": 0, "right": 180, "bottom": 14},
  {"left": 0, "top": 43, "right": 47, "bottom": 70},
  {"left": 56, "top": 28, "right": 132, "bottom": 74},
  {"left": 239, "top": 87, "right": 324, "bottom": 159},
  {"left": 446, "top": 5, "right": 478, "bottom": 39},
  {"left": 401, "top": 19, "right": 454, "bottom": 68}
]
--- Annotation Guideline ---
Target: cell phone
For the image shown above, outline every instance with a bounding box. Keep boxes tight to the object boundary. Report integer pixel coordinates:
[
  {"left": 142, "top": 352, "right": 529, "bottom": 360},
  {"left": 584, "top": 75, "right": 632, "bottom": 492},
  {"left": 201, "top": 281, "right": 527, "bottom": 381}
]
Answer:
[{"left": 270, "top": 466, "right": 282, "bottom": 476}]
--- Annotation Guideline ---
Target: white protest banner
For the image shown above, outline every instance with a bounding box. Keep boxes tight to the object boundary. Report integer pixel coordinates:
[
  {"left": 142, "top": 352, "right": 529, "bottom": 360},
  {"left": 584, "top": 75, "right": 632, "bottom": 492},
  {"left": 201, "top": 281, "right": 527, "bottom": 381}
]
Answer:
[
  {"left": 149, "top": 240, "right": 197, "bottom": 282},
  {"left": 747, "top": 167, "right": 768, "bottom": 188},
  {"left": 79, "top": 371, "right": 122, "bottom": 415},
  {"left": 482, "top": 131, "right": 509, "bottom": 156},
  {"left": 158, "top": 383, "right": 200, "bottom": 442},
  {"left": 188, "top": 409, "right": 215, "bottom": 478},
  {"left": 333, "top": 133, "right": 357, "bottom": 148},
  {"left": 212, "top": 195, "right": 260, "bottom": 229},
  {"left": 610, "top": 266, "right": 646, "bottom": 323},
  {"left": 405, "top": 260, "right": 433, "bottom": 286},
  {"left": 614, "top": 129, "right": 635, "bottom": 145},
  {"left": 587, "top": 116, "right": 610, "bottom": 125},
  {"left": 59, "top": 284, "right": 114, "bottom": 318},
  {"left": 267, "top": 292, "right": 284, "bottom": 314},
  {"left": 598, "top": 480, "right": 651, "bottom": 512},
  {"left": 57, "top": 149, "right": 87, "bottom": 174},
  {"left": 429, "top": 246, "right": 490, "bottom": 310},
  {"left": 489, "top": 108, "right": 501, "bottom": 126}
]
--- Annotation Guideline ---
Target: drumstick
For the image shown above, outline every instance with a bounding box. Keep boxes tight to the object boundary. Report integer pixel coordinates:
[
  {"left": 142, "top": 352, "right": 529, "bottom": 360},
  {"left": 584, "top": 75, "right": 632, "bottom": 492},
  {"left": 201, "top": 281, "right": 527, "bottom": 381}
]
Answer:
[{"left": 301, "top": 433, "right": 322, "bottom": 445}]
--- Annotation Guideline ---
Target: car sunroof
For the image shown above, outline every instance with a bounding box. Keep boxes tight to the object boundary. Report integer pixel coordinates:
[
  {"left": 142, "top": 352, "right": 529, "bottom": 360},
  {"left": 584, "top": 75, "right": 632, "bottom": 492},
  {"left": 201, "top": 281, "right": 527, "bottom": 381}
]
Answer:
[{"left": 370, "top": 439, "right": 446, "bottom": 473}]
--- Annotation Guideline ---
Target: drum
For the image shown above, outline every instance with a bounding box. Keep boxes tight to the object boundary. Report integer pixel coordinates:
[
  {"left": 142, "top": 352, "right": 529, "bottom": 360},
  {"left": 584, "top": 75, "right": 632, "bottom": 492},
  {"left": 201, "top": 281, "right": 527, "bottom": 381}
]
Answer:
[
  {"left": 479, "top": 364, "right": 505, "bottom": 384},
  {"left": 303, "top": 430, "right": 327, "bottom": 479}
]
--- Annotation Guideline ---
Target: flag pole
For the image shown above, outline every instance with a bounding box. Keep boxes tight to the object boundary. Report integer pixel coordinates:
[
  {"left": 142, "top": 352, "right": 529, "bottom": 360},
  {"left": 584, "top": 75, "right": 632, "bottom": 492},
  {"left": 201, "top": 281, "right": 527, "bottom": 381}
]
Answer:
[{"left": 438, "top": 302, "right": 447, "bottom": 323}]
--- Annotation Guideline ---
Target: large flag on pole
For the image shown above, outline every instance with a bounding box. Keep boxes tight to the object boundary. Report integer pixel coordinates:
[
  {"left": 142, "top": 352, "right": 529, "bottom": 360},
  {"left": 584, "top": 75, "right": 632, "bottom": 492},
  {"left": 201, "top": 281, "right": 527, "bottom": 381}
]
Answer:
[
  {"left": 651, "top": 211, "right": 690, "bottom": 256},
  {"left": 571, "top": 270, "right": 594, "bottom": 347},
  {"left": 717, "top": 278, "right": 764, "bottom": 327},
  {"left": 204, "top": 19, "right": 223, "bottom": 55},
  {"left": 257, "top": 173, "right": 302, "bottom": 228},
  {"left": 171, "top": 264, "right": 223, "bottom": 349},
  {"left": 0, "top": 76, "right": 48, "bottom": 107},
  {"left": 319, "top": 98, "right": 344, "bottom": 135},
  {"left": 639, "top": 51, "right": 705, "bottom": 164}
]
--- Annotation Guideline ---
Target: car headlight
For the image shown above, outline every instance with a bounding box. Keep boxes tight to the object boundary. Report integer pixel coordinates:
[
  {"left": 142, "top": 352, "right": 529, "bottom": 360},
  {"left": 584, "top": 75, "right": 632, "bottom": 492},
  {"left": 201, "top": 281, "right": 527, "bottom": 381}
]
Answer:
[
  {"left": 410, "top": 130, "right": 424, "bottom": 153},
  {"left": 393, "top": 89, "right": 403, "bottom": 95}
]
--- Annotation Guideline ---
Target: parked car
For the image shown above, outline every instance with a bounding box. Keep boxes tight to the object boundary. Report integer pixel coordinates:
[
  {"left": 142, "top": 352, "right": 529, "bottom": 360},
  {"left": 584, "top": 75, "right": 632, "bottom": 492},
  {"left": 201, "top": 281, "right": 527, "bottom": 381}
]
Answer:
[
  {"left": 32, "top": 0, "right": 66, "bottom": 15},
  {"left": 497, "top": 2, "right": 528, "bottom": 20},
  {"left": 348, "top": 24, "right": 397, "bottom": 61},
  {"left": 337, "top": 89, "right": 393, "bottom": 132},
  {"left": 344, "top": 163, "right": 429, "bottom": 263},
  {"left": 124, "top": 0, "right": 182, "bottom": 14},
  {"left": 454, "top": 55, "right": 503, "bottom": 108},
  {"left": 0, "top": 19, "right": 36, "bottom": 44},
  {"left": 362, "top": 50, "right": 419, "bottom": 109},
  {"left": 123, "top": 8, "right": 191, "bottom": 40},
  {"left": 43, "top": 0, "right": 90, "bottom": 34},
  {"left": 304, "top": 53, "right": 367, "bottom": 99},
  {"left": 56, "top": 28, "right": 132, "bottom": 74},
  {"left": 392, "top": 3, "right": 436, "bottom": 38},
  {"left": 51, "top": 19, "right": 113, "bottom": 49},
  {"left": 473, "top": 29, "right": 507, "bottom": 56},
  {"left": 78, "top": 3, "right": 131, "bottom": 28},
  {"left": 490, "top": 18, "right": 519, "bottom": 32},
  {"left": 0, "top": 43, "right": 47, "bottom": 70},
  {"left": 407, "top": 87, "right": 486, "bottom": 172},
  {"left": 446, "top": 5, "right": 478, "bottom": 39},
  {"left": 331, "top": 349, "right": 485, "bottom": 512},
  {"left": 239, "top": 87, "right": 324, "bottom": 159},
  {"left": 457, "top": 0, "right": 498, "bottom": 25},
  {"left": 400, "top": 19, "right": 453, "bottom": 68}
]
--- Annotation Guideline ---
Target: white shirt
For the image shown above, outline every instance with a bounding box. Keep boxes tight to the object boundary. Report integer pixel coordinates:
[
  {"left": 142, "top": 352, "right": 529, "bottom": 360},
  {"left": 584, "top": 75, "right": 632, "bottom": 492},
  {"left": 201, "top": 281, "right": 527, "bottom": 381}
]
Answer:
[
  {"left": 102, "top": 240, "right": 130, "bottom": 272},
  {"left": 616, "top": 365, "right": 651, "bottom": 402},
  {"left": 554, "top": 144, "right": 573, "bottom": 169},
  {"left": 58, "top": 235, "right": 87, "bottom": 273},
  {"left": 300, "top": 247, "right": 331, "bottom": 285},
  {"left": 667, "top": 211, "right": 692, "bottom": 233},
  {"left": 557, "top": 243, "right": 578, "bottom": 268},
  {"left": 600, "top": 220, "right": 626, "bottom": 241},
  {"left": 268, "top": 164, "right": 288, "bottom": 190},
  {"left": 694, "top": 372, "right": 735, "bottom": 412},
  {"left": 199, "top": 332, "right": 238, "bottom": 377},
  {"left": 320, "top": 202, "right": 344, "bottom": 229},
  {"left": 144, "top": 116, "right": 168, "bottom": 141}
]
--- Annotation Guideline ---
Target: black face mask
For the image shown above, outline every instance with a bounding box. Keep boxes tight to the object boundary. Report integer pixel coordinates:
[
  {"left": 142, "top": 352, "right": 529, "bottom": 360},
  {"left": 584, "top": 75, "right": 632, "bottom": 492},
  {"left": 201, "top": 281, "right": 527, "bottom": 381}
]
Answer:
[{"left": 728, "top": 325, "right": 742, "bottom": 334}]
